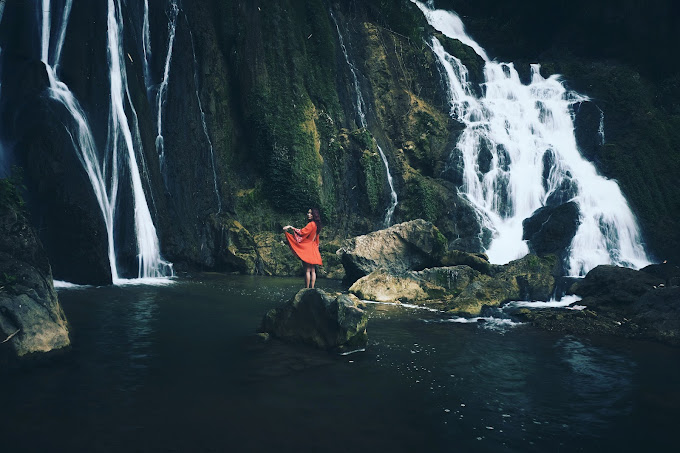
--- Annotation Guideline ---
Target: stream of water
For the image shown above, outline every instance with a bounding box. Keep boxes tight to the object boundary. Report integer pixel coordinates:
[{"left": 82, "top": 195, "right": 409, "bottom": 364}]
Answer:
[{"left": 1, "top": 275, "right": 677, "bottom": 452}]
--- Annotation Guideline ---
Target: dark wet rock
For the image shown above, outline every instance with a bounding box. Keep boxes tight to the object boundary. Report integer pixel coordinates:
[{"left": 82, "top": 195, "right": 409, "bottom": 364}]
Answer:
[
  {"left": 337, "top": 219, "right": 447, "bottom": 285},
  {"left": 569, "top": 265, "right": 663, "bottom": 305},
  {"left": 260, "top": 288, "right": 368, "bottom": 353},
  {"left": 517, "top": 265, "right": 680, "bottom": 345},
  {"left": 523, "top": 201, "right": 580, "bottom": 270},
  {"left": 573, "top": 100, "right": 603, "bottom": 162},
  {"left": 440, "top": 249, "right": 492, "bottom": 275},
  {"left": 0, "top": 205, "right": 70, "bottom": 360}
]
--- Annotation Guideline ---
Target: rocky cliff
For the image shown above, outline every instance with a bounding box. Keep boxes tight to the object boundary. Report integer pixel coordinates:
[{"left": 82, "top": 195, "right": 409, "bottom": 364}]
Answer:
[
  {"left": 0, "top": 177, "right": 70, "bottom": 361},
  {"left": 0, "top": 0, "right": 677, "bottom": 282}
]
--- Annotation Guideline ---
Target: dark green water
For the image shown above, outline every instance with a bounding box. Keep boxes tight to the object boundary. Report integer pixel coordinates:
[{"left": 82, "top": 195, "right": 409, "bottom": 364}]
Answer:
[{"left": 1, "top": 274, "right": 678, "bottom": 452}]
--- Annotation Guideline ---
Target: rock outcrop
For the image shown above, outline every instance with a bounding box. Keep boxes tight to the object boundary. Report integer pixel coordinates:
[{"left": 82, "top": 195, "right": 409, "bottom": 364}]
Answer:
[
  {"left": 0, "top": 200, "right": 70, "bottom": 360},
  {"left": 337, "top": 219, "right": 448, "bottom": 285},
  {"left": 349, "top": 252, "right": 557, "bottom": 316},
  {"left": 260, "top": 288, "right": 368, "bottom": 352},
  {"left": 515, "top": 264, "right": 680, "bottom": 345}
]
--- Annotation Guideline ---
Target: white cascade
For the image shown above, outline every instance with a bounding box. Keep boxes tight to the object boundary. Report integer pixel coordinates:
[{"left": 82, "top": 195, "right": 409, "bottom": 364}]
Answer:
[
  {"left": 39, "top": 0, "right": 121, "bottom": 281},
  {"left": 412, "top": 1, "right": 650, "bottom": 275},
  {"left": 330, "top": 9, "right": 398, "bottom": 227},
  {"left": 106, "top": 0, "right": 173, "bottom": 280},
  {"left": 142, "top": 0, "right": 152, "bottom": 95},
  {"left": 185, "top": 16, "right": 222, "bottom": 214},
  {"left": 155, "top": 0, "right": 179, "bottom": 181}
]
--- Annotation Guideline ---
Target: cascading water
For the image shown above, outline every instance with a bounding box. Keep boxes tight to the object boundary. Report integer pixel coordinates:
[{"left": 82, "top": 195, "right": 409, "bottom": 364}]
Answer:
[
  {"left": 141, "top": 0, "right": 152, "bottom": 96},
  {"left": 330, "top": 9, "right": 398, "bottom": 227},
  {"left": 106, "top": 0, "right": 173, "bottom": 280},
  {"left": 154, "top": 0, "right": 179, "bottom": 182},
  {"left": 37, "top": 0, "right": 172, "bottom": 283},
  {"left": 412, "top": 1, "right": 650, "bottom": 275},
  {"left": 185, "top": 15, "right": 222, "bottom": 214}
]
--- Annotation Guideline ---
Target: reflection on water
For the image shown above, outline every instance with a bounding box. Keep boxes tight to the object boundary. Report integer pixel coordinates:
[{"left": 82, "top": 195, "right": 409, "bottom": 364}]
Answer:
[
  {"left": 557, "top": 336, "right": 634, "bottom": 427},
  {"left": 1, "top": 275, "right": 678, "bottom": 452}
]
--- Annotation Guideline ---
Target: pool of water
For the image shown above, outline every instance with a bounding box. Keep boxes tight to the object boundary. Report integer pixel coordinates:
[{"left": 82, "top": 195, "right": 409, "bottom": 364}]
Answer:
[{"left": 2, "top": 274, "right": 678, "bottom": 452}]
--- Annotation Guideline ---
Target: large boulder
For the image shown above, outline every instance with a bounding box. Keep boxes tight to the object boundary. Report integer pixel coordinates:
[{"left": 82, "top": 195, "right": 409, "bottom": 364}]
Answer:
[
  {"left": 523, "top": 201, "right": 581, "bottom": 267},
  {"left": 0, "top": 201, "right": 70, "bottom": 360},
  {"left": 348, "top": 254, "right": 557, "bottom": 316},
  {"left": 260, "top": 288, "right": 368, "bottom": 352},
  {"left": 337, "top": 219, "right": 447, "bottom": 285},
  {"left": 349, "top": 266, "right": 479, "bottom": 304}
]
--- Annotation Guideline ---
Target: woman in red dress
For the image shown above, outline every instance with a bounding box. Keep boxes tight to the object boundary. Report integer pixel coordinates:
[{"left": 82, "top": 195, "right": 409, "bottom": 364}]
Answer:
[{"left": 283, "top": 208, "right": 323, "bottom": 288}]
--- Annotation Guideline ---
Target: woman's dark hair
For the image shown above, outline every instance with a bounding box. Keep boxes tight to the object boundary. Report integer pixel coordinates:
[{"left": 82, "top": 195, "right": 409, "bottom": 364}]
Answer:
[{"left": 311, "top": 208, "right": 322, "bottom": 234}]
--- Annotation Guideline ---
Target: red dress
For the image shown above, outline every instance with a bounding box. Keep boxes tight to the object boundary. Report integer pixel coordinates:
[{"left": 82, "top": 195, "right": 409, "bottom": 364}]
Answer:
[{"left": 285, "top": 221, "right": 323, "bottom": 265}]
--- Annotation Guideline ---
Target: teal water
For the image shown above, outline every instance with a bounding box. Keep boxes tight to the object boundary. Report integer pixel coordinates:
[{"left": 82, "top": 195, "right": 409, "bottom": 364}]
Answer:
[{"left": 1, "top": 274, "right": 678, "bottom": 452}]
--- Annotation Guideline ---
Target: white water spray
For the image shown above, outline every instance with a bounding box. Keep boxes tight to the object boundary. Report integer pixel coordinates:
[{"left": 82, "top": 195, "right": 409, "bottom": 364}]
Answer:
[
  {"left": 40, "top": 0, "right": 120, "bottom": 280},
  {"left": 107, "top": 0, "right": 173, "bottom": 280},
  {"left": 155, "top": 0, "right": 179, "bottom": 180},
  {"left": 185, "top": 16, "right": 222, "bottom": 214},
  {"left": 330, "top": 9, "right": 398, "bottom": 227},
  {"left": 142, "top": 0, "right": 152, "bottom": 95},
  {"left": 412, "top": 1, "right": 650, "bottom": 275}
]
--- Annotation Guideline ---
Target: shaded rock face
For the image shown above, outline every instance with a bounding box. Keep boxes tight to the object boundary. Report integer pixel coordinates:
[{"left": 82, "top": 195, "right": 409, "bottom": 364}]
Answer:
[
  {"left": 260, "top": 288, "right": 368, "bottom": 353},
  {"left": 516, "top": 264, "right": 680, "bottom": 345},
  {"left": 0, "top": 57, "right": 112, "bottom": 285},
  {"left": 523, "top": 201, "right": 581, "bottom": 272},
  {"left": 0, "top": 206, "right": 70, "bottom": 359},
  {"left": 337, "top": 219, "right": 447, "bottom": 285}
]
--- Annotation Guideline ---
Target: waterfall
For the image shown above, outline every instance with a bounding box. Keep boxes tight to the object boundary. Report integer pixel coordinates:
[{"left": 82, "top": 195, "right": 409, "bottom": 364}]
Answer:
[
  {"left": 39, "top": 0, "right": 121, "bottom": 281},
  {"left": 412, "top": 1, "right": 650, "bottom": 275},
  {"left": 155, "top": 0, "right": 179, "bottom": 182},
  {"left": 36, "top": 0, "right": 172, "bottom": 282},
  {"left": 185, "top": 15, "right": 222, "bottom": 214},
  {"left": 330, "top": 9, "right": 398, "bottom": 227},
  {"left": 142, "top": 0, "right": 152, "bottom": 96},
  {"left": 106, "top": 0, "right": 173, "bottom": 280}
]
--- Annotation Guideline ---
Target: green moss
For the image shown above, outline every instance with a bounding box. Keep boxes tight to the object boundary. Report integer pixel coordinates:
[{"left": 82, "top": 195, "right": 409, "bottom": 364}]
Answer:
[
  {"left": 0, "top": 169, "right": 25, "bottom": 213},
  {"left": 360, "top": 149, "right": 385, "bottom": 213},
  {"left": 401, "top": 175, "right": 443, "bottom": 223}
]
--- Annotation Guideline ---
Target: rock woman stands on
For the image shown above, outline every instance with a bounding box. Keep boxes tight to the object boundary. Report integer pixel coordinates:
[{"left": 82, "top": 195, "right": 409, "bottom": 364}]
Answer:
[{"left": 283, "top": 208, "right": 323, "bottom": 288}]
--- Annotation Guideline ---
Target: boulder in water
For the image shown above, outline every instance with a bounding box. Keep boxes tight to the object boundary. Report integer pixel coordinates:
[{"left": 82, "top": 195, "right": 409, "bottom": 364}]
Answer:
[
  {"left": 260, "top": 289, "right": 368, "bottom": 352},
  {"left": 523, "top": 201, "right": 581, "bottom": 272}
]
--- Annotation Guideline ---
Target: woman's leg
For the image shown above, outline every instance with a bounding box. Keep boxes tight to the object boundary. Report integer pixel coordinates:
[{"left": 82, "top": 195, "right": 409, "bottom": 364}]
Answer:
[
  {"left": 304, "top": 263, "right": 311, "bottom": 288},
  {"left": 311, "top": 265, "right": 316, "bottom": 288}
]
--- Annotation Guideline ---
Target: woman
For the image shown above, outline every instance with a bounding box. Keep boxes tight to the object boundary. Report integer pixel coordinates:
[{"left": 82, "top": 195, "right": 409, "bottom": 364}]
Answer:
[{"left": 283, "top": 208, "right": 323, "bottom": 288}]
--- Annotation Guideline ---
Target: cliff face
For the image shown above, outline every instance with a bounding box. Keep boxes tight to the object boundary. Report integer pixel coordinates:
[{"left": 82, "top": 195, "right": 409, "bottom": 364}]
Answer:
[
  {"left": 0, "top": 179, "right": 70, "bottom": 360},
  {"left": 0, "top": 0, "right": 677, "bottom": 282}
]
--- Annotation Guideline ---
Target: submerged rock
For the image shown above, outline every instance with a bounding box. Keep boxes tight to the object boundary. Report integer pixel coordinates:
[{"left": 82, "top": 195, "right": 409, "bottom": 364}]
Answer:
[
  {"left": 0, "top": 204, "right": 70, "bottom": 360},
  {"left": 337, "top": 219, "right": 447, "bottom": 285},
  {"left": 260, "top": 288, "right": 368, "bottom": 353}
]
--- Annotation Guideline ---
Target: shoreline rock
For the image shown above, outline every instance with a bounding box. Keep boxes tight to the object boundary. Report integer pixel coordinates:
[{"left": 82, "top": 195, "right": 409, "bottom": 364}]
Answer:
[
  {"left": 514, "top": 264, "right": 680, "bottom": 345},
  {"left": 260, "top": 288, "right": 368, "bottom": 353},
  {"left": 1, "top": 204, "right": 71, "bottom": 361}
]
